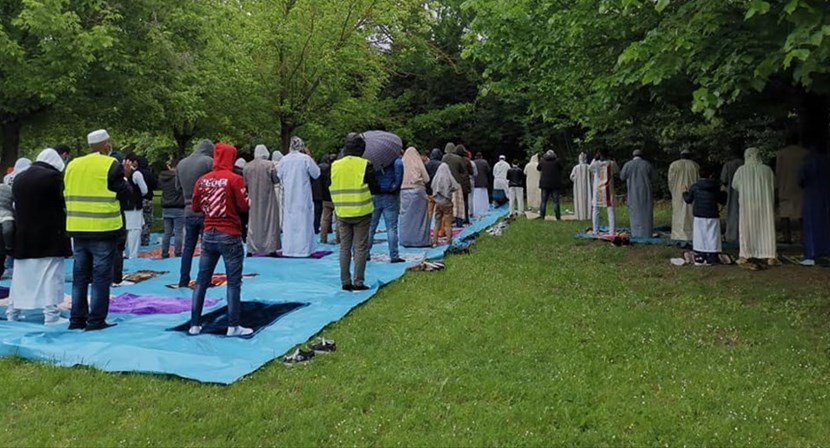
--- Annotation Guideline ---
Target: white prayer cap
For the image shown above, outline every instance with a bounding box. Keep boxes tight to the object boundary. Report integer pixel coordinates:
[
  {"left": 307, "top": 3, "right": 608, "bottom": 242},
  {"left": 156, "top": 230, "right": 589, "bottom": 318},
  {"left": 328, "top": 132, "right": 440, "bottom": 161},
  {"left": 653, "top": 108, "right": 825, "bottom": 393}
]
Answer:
[
  {"left": 633, "top": 149, "right": 643, "bottom": 157},
  {"left": 680, "top": 149, "right": 691, "bottom": 155},
  {"left": 499, "top": 155, "right": 506, "bottom": 160},
  {"left": 87, "top": 129, "right": 110, "bottom": 145}
]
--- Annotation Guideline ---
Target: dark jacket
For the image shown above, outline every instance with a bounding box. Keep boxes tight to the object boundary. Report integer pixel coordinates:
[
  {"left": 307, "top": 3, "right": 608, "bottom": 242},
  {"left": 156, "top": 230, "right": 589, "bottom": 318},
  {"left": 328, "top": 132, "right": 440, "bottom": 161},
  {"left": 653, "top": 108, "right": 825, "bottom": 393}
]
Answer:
[
  {"left": 12, "top": 161, "right": 72, "bottom": 259},
  {"left": 137, "top": 156, "right": 157, "bottom": 200},
  {"left": 537, "top": 153, "right": 563, "bottom": 190},
  {"left": 442, "top": 153, "right": 468, "bottom": 192},
  {"left": 177, "top": 139, "right": 214, "bottom": 216},
  {"left": 319, "top": 159, "right": 333, "bottom": 202},
  {"left": 507, "top": 166, "right": 524, "bottom": 187},
  {"left": 159, "top": 170, "right": 184, "bottom": 209},
  {"left": 474, "top": 159, "right": 491, "bottom": 189},
  {"left": 425, "top": 149, "right": 443, "bottom": 195},
  {"left": 683, "top": 178, "right": 726, "bottom": 219}
]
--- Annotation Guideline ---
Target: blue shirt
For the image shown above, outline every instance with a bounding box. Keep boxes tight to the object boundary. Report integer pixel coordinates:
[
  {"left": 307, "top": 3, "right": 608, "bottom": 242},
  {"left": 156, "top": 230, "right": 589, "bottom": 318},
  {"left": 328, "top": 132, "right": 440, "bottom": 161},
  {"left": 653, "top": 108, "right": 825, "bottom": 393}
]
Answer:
[{"left": 375, "top": 158, "right": 404, "bottom": 193}]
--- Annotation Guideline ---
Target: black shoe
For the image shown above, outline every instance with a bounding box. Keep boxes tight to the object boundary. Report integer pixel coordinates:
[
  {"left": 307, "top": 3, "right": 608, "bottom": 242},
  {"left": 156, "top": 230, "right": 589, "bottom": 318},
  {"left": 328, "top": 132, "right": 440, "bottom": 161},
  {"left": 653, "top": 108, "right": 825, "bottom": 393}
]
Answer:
[
  {"left": 84, "top": 322, "right": 117, "bottom": 332},
  {"left": 390, "top": 257, "right": 406, "bottom": 264},
  {"left": 342, "top": 284, "right": 354, "bottom": 291},
  {"left": 68, "top": 322, "right": 86, "bottom": 330},
  {"left": 283, "top": 348, "right": 315, "bottom": 365},
  {"left": 352, "top": 284, "right": 370, "bottom": 291},
  {"left": 310, "top": 338, "right": 337, "bottom": 354}
]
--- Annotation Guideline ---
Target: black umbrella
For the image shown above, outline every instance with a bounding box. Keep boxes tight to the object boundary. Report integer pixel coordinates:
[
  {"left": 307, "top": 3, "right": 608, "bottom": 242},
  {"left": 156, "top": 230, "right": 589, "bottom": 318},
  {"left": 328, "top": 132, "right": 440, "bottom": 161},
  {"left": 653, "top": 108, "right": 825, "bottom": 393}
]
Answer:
[{"left": 362, "top": 131, "right": 402, "bottom": 170}]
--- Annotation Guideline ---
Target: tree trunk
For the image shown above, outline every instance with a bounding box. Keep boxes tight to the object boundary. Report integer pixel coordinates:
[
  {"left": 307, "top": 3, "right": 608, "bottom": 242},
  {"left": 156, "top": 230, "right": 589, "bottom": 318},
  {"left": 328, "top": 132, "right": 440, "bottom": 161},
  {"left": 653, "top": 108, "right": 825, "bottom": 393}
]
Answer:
[
  {"left": 280, "top": 117, "right": 295, "bottom": 154},
  {"left": 173, "top": 129, "right": 195, "bottom": 159},
  {"left": 1, "top": 121, "right": 21, "bottom": 173}
]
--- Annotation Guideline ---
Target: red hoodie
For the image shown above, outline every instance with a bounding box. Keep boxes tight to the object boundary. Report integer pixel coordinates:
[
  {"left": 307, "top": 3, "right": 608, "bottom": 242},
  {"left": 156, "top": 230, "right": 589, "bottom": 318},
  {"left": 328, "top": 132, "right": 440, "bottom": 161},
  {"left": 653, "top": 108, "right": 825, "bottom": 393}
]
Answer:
[{"left": 192, "top": 143, "right": 250, "bottom": 236}]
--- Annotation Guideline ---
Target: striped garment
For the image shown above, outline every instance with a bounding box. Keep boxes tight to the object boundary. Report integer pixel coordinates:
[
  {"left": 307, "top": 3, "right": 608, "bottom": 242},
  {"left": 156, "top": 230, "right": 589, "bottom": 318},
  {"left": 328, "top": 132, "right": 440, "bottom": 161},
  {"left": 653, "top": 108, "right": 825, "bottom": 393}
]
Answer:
[{"left": 589, "top": 159, "right": 619, "bottom": 207}]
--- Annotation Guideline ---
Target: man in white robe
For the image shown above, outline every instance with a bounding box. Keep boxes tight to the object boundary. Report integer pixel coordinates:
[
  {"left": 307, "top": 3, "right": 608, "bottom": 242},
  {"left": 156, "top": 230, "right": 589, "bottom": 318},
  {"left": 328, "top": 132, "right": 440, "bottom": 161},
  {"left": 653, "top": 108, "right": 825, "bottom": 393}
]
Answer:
[
  {"left": 733, "top": 147, "right": 778, "bottom": 265},
  {"left": 243, "top": 145, "right": 281, "bottom": 255},
  {"left": 524, "top": 154, "right": 541, "bottom": 211},
  {"left": 668, "top": 150, "right": 699, "bottom": 241},
  {"left": 570, "top": 152, "right": 592, "bottom": 221},
  {"left": 278, "top": 137, "right": 321, "bottom": 257},
  {"left": 775, "top": 138, "right": 807, "bottom": 243},
  {"left": 492, "top": 155, "right": 510, "bottom": 206}
]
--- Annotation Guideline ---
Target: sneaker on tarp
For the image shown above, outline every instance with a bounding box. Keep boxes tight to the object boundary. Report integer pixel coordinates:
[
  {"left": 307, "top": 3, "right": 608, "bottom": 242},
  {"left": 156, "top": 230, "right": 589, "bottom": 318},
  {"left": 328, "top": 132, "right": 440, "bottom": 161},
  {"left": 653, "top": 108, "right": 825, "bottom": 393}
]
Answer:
[
  {"left": 188, "top": 325, "right": 202, "bottom": 336},
  {"left": 310, "top": 338, "right": 336, "bottom": 354},
  {"left": 801, "top": 259, "right": 816, "bottom": 267},
  {"left": 226, "top": 326, "right": 253, "bottom": 337},
  {"left": 112, "top": 280, "right": 135, "bottom": 288},
  {"left": 283, "top": 348, "right": 315, "bottom": 366}
]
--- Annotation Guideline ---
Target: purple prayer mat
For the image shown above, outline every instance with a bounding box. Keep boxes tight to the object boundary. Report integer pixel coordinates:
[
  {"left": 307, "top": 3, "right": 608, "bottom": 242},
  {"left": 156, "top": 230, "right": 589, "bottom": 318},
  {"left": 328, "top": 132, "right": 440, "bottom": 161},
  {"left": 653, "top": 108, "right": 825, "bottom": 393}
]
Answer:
[
  {"left": 273, "top": 250, "right": 333, "bottom": 259},
  {"left": 0, "top": 286, "right": 8, "bottom": 299},
  {"left": 110, "top": 293, "right": 219, "bottom": 315}
]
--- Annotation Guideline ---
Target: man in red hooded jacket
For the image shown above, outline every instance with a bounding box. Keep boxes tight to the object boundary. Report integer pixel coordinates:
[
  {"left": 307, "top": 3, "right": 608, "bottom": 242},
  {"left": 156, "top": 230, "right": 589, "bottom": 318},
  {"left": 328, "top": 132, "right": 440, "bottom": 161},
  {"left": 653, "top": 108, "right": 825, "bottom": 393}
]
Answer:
[{"left": 189, "top": 142, "right": 252, "bottom": 337}]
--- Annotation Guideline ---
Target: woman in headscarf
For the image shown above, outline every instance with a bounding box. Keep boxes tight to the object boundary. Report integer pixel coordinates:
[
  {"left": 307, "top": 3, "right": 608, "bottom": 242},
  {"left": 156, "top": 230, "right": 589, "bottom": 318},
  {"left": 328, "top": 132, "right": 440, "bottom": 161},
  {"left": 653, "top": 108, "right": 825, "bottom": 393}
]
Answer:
[
  {"left": 243, "top": 144, "right": 281, "bottom": 255},
  {"left": 399, "top": 147, "right": 431, "bottom": 247},
  {"left": 5, "top": 149, "right": 72, "bottom": 324},
  {"left": 430, "top": 163, "right": 460, "bottom": 247},
  {"left": 3, "top": 158, "right": 31, "bottom": 186},
  {"left": 278, "top": 137, "right": 321, "bottom": 257}
]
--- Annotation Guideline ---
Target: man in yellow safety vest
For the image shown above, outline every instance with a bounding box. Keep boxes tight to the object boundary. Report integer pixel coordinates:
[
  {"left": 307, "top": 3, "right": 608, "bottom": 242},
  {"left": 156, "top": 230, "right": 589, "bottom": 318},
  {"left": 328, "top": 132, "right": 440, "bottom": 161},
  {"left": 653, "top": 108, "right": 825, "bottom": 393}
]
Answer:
[
  {"left": 65, "top": 129, "right": 134, "bottom": 331},
  {"left": 330, "top": 133, "right": 380, "bottom": 291}
]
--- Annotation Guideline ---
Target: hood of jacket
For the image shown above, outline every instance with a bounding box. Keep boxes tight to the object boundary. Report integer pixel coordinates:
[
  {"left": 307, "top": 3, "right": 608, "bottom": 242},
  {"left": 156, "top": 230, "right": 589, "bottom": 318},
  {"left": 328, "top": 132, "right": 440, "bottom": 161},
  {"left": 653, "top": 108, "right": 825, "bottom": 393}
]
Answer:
[
  {"left": 254, "top": 144, "right": 270, "bottom": 159},
  {"left": 543, "top": 150, "right": 557, "bottom": 160},
  {"left": 193, "top": 139, "right": 215, "bottom": 158},
  {"left": 744, "top": 147, "right": 762, "bottom": 165},
  {"left": 578, "top": 152, "right": 587, "bottom": 164},
  {"left": 214, "top": 143, "right": 237, "bottom": 172},
  {"left": 444, "top": 142, "right": 456, "bottom": 155},
  {"left": 430, "top": 148, "right": 442, "bottom": 161}
]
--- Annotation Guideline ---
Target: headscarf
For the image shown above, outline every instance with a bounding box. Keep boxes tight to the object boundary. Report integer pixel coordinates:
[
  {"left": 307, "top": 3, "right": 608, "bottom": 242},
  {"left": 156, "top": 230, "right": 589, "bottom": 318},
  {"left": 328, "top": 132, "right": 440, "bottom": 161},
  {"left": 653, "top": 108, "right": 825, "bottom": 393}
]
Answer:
[
  {"left": 271, "top": 150, "right": 283, "bottom": 162},
  {"left": 744, "top": 147, "right": 762, "bottom": 165},
  {"left": 254, "top": 144, "right": 270, "bottom": 160},
  {"left": 235, "top": 158, "right": 247, "bottom": 169},
  {"left": 578, "top": 152, "right": 587, "bottom": 164},
  {"left": 290, "top": 136, "right": 305, "bottom": 153},
  {"left": 431, "top": 162, "right": 459, "bottom": 199},
  {"left": 4, "top": 158, "right": 32, "bottom": 185},
  {"left": 402, "top": 146, "right": 430, "bottom": 188},
  {"left": 544, "top": 150, "right": 557, "bottom": 160},
  {"left": 444, "top": 142, "right": 456, "bottom": 155},
  {"left": 36, "top": 148, "right": 65, "bottom": 172}
]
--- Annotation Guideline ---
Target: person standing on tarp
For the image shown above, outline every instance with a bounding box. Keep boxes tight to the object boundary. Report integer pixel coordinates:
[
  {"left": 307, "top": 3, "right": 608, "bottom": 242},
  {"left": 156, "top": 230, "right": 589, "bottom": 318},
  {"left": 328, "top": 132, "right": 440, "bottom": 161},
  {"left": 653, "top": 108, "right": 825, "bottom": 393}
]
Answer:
[
  {"left": 492, "top": 155, "right": 510, "bottom": 207},
  {"left": 570, "top": 152, "right": 592, "bottom": 221},
  {"left": 158, "top": 159, "right": 185, "bottom": 258},
  {"left": 537, "top": 150, "right": 564, "bottom": 221},
  {"left": 732, "top": 147, "right": 778, "bottom": 266},
  {"left": 798, "top": 144, "right": 830, "bottom": 267},
  {"left": 668, "top": 149, "right": 699, "bottom": 241},
  {"left": 66, "top": 129, "right": 134, "bottom": 331},
  {"left": 243, "top": 145, "right": 281, "bottom": 256},
  {"left": 524, "top": 153, "right": 541, "bottom": 213},
  {"left": 124, "top": 154, "right": 149, "bottom": 259},
  {"left": 399, "top": 146, "right": 431, "bottom": 248},
  {"left": 189, "top": 142, "right": 252, "bottom": 337},
  {"left": 425, "top": 148, "right": 443, "bottom": 226},
  {"left": 331, "top": 134, "right": 380, "bottom": 291},
  {"left": 590, "top": 149, "right": 619, "bottom": 235},
  {"left": 507, "top": 159, "right": 525, "bottom": 217},
  {"left": 720, "top": 144, "right": 744, "bottom": 244},
  {"left": 683, "top": 165, "right": 727, "bottom": 265},
  {"left": 472, "top": 152, "right": 491, "bottom": 218},
  {"left": 776, "top": 133, "right": 808, "bottom": 244},
  {"left": 442, "top": 143, "right": 468, "bottom": 227},
  {"left": 6, "top": 148, "right": 72, "bottom": 324},
  {"left": 176, "top": 139, "right": 214, "bottom": 288},
  {"left": 278, "top": 136, "right": 321, "bottom": 257},
  {"left": 619, "top": 149, "right": 655, "bottom": 238}
]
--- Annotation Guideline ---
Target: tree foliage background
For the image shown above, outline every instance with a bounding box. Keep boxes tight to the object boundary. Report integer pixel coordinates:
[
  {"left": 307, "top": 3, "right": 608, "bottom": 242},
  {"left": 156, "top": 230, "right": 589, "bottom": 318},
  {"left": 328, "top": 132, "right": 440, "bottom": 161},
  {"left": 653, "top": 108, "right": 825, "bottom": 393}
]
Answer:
[{"left": 2, "top": 0, "right": 828, "bottom": 180}]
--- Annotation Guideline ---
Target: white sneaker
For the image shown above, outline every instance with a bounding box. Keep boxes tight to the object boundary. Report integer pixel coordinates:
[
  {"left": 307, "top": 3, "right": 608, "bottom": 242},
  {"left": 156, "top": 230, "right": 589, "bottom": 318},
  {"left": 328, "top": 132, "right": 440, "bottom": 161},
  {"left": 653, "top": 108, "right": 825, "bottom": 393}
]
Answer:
[
  {"left": 226, "top": 326, "right": 253, "bottom": 337},
  {"left": 801, "top": 259, "right": 816, "bottom": 267},
  {"left": 188, "top": 325, "right": 202, "bottom": 335},
  {"left": 112, "top": 280, "right": 135, "bottom": 287}
]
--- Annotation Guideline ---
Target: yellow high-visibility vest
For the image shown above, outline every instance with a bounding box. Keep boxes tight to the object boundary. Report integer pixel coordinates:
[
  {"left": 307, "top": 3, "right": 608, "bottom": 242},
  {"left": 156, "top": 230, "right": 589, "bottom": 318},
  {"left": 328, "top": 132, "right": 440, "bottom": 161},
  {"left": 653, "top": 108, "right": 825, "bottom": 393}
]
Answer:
[
  {"left": 65, "top": 153, "right": 123, "bottom": 233},
  {"left": 331, "top": 156, "right": 374, "bottom": 218}
]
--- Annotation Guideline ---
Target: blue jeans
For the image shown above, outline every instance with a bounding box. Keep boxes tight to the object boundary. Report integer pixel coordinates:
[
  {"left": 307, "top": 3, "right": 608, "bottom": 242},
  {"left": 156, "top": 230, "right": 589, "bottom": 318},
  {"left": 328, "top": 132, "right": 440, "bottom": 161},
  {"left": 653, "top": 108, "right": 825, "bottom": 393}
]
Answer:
[
  {"left": 162, "top": 208, "right": 185, "bottom": 257},
  {"left": 540, "top": 189, "right": 561, "bottom": 220},
  {"left": 191, "top": 229, "right": 244, "bottom": 327},
  {"left": 179, "top": 215, "right": 204, "bottom": 287},
  {"left": 71, "top": 238, "right": 117, "bottom": 326},
  {"left": 369, "top": 194, "right": 400, "bottom": 259}
]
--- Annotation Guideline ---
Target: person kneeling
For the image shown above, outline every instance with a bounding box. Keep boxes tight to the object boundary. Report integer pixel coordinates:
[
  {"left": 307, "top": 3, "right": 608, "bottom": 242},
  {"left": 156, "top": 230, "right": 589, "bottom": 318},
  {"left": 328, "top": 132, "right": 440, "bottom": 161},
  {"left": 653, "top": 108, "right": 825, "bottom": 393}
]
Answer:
[
  {"left": 682, "top": 166, "right": 726, "bottom": 266},
  {"left": 188, "top": 142, "right": 253, "bottom": 337}
]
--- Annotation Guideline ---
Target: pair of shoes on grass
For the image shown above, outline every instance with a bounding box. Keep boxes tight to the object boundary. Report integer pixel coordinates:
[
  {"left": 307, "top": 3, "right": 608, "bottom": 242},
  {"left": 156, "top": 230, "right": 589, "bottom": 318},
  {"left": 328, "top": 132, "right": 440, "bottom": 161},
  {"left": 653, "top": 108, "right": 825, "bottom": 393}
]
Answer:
[{"left": 283, "top": 338, "right": 337, "bottom": 366}]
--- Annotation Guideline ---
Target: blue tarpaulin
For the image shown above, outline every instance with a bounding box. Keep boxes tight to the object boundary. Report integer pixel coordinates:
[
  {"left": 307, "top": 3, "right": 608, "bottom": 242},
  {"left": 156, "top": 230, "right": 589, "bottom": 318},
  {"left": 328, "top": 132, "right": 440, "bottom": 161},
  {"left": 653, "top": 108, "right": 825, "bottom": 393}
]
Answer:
[{"left": 0, "top": 206, "right": 507, "bottom": 384}]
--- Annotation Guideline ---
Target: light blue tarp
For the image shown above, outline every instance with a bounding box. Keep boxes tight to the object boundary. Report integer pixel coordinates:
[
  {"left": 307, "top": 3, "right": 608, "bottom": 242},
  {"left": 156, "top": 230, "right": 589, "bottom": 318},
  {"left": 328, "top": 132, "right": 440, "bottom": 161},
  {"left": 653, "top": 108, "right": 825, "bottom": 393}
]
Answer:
[{"left": 0, "top": 206, "right": 507, "bottom": 384}]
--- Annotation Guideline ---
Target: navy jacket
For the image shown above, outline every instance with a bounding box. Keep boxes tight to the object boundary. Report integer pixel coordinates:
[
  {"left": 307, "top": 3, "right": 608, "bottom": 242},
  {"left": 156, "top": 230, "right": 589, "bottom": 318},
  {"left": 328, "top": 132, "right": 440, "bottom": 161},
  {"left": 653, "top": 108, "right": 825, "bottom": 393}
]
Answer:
[{"left": 683, "top": 178, "right": 726, "bottom": 219}]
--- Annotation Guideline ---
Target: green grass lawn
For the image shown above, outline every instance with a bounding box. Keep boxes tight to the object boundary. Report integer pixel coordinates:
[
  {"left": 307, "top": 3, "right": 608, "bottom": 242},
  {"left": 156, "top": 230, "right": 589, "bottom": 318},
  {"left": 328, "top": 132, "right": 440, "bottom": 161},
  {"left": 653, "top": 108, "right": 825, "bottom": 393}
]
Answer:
[{"left": 1, "top": 204, "right": 829, "bottom": 446}]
